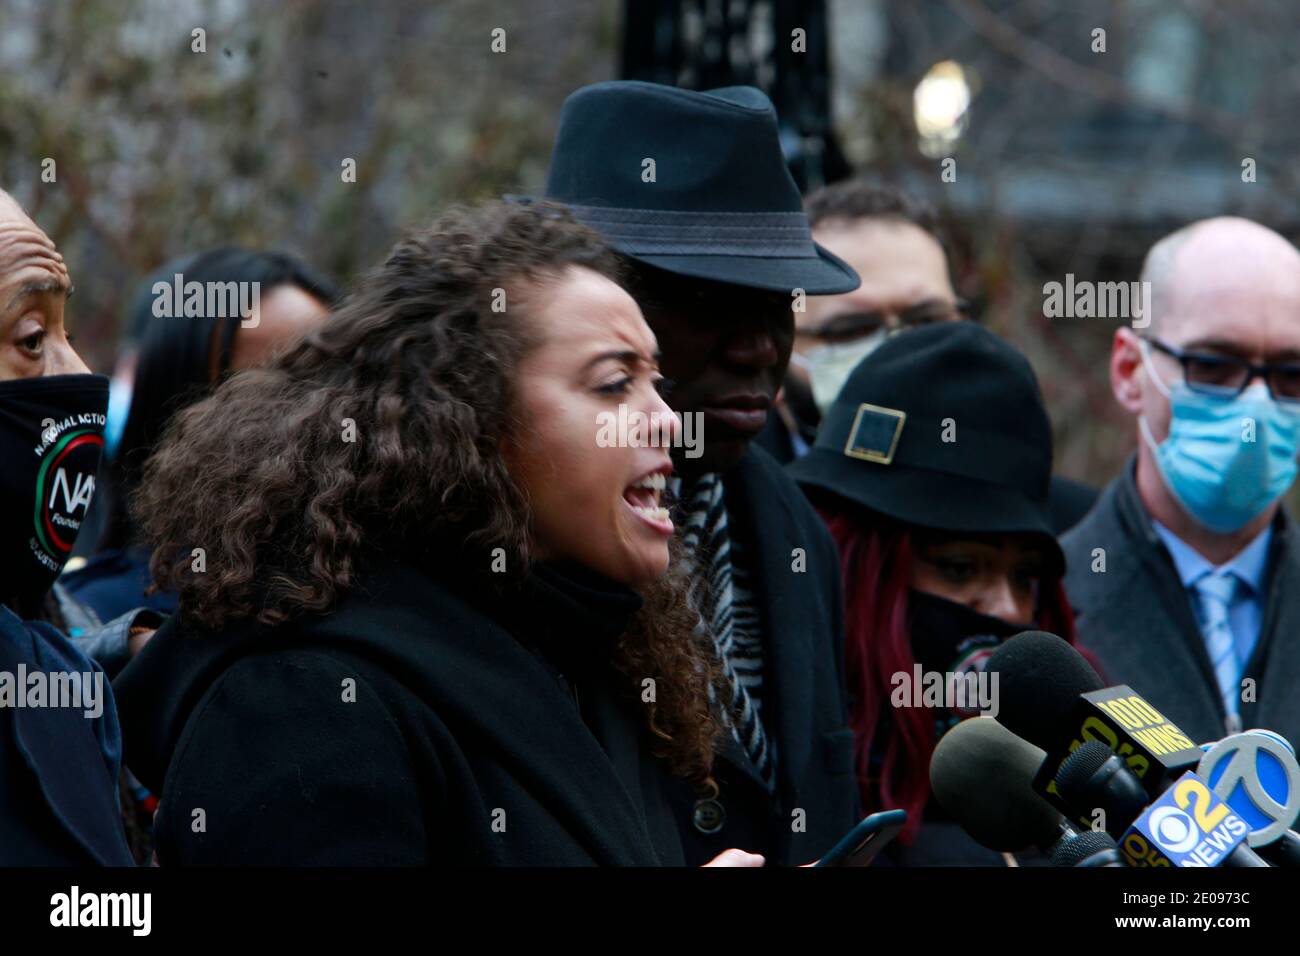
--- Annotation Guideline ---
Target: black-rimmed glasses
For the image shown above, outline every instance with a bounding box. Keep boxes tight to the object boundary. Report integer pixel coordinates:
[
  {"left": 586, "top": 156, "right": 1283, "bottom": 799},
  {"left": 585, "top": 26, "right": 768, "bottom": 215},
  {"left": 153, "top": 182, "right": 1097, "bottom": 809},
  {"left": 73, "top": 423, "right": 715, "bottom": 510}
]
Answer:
[{"left": 1145, "top": 337, "right": 1300, "bottom": 404}]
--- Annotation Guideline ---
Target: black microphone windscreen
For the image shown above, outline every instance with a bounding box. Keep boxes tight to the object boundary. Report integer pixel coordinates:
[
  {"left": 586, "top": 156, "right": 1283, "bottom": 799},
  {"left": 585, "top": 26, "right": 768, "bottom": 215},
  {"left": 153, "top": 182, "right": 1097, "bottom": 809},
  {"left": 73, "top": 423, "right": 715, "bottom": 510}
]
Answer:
[
  {"left": 1055, "top": 739, "right": 1115, "bottom": 798},
  {"left": 1052, "top": 829, "right": 1119, "bottom": 867},
  {"left": 987, "top": 630, "right": 1103, "bottom": 751},
  {"left": 930, "top": 717, "right": 1062, "bottom": 851}
]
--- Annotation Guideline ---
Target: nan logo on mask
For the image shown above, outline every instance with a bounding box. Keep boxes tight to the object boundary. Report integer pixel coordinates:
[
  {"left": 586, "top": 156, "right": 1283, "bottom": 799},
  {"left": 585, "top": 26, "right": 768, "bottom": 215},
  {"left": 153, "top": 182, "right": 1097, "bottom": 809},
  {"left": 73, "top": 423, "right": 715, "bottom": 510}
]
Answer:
[
  {"left": 0, "top": 374, "right": 109, "bottom": 599},
  {"left": 30, "top": 415, "right": 104, "bottom": 572},
  {"left": 843, "top": 402, "right": 906, "bottom": 465}
]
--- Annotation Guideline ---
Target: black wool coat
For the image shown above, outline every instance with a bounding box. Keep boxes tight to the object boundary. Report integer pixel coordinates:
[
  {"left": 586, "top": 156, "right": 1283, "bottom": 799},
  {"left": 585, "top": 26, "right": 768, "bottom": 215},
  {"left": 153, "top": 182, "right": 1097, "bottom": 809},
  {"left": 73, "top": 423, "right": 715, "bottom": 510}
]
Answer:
[{"left": 114, "top": 557, "right": 694, "bottom": 866}]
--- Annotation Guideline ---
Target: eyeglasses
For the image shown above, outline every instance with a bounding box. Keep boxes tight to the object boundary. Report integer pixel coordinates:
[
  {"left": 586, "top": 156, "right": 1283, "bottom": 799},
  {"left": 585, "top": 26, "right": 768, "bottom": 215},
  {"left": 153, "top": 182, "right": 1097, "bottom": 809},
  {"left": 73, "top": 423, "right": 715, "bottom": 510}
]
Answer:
[
  {"left": 799, "top": 299, "right": 970, "bottom": 344},
  {"left": 1144, "top": 337, "right": 1300, "bottom": 404}
]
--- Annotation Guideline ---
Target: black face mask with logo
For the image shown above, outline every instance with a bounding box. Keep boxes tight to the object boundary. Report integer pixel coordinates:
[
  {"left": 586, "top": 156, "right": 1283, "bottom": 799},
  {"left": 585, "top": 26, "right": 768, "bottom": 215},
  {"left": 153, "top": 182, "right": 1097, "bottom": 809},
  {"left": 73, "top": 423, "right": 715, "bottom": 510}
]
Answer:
[
  {"left": 0, "top": 374, "right": 109, "bottom": 611},
  {"left": 908, "top": 589, "right": 1029, "bottom": 736}
]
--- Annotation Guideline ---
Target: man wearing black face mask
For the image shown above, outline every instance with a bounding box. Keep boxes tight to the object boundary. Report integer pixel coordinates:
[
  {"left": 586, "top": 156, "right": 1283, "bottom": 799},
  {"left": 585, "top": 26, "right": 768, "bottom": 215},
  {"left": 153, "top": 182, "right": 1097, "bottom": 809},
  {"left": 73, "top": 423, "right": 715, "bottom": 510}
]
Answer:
[{"left": 0, "top": 187, "right": 134, "bottom": 865}]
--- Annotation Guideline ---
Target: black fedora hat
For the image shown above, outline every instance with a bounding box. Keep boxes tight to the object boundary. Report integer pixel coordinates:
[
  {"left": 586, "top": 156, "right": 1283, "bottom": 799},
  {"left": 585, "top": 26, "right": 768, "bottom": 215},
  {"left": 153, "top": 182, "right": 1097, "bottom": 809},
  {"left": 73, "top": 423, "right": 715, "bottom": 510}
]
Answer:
[
  {"left": 788, "top": 322, "right": 1065, "bottom": 574},
  {"left": 541, "top": 81, "right": 859, "bottom": 295}
]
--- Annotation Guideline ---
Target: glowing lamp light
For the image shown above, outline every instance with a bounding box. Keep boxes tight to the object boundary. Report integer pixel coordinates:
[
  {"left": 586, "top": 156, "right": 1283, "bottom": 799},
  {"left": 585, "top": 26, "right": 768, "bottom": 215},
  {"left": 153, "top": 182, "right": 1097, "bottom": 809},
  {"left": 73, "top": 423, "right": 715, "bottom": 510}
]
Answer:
[{"left": 914, "top": 60, "right": 971, "bottom": 157}]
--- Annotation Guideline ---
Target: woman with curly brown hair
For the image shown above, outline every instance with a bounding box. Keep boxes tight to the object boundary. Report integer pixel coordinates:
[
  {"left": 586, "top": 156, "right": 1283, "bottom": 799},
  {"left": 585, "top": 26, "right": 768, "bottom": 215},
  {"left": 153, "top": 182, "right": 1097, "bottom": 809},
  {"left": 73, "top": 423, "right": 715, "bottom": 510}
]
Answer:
[{"left": 113, "top": 200, "right": 754, "bottom": 866}]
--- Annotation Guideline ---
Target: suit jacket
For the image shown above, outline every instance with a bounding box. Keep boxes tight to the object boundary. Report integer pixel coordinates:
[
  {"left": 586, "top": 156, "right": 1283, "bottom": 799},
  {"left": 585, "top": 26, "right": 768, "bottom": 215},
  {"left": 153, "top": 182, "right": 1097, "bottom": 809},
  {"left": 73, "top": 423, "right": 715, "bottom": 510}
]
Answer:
[
  {"left": 1062, "top": 457, "right": 1300, "bottom": 745},
  {"left": 664, "top": 444, "right": 858, "bottom": 866},
  {"left": 114, "top": 556, "right": 690, "bottom": 866},
  {"left": 0, "top": 606, "right": 133, "bottom": 865}
]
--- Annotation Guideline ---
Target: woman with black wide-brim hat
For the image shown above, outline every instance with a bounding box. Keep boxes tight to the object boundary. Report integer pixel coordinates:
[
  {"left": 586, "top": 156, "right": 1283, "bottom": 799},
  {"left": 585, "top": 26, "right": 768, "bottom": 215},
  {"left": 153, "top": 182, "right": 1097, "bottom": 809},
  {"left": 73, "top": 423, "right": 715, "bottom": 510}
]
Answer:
[{"left": 789, "top": 321, "right": 1085, "bottom": 866}]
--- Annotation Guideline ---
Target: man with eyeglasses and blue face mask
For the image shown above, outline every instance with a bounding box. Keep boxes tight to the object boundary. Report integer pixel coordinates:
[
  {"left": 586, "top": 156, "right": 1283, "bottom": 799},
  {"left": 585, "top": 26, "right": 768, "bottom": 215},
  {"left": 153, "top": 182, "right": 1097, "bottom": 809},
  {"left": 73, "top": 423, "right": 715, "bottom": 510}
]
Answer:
[{"left": 1063, "top": 216, "right": 1300, "bottom": 746}]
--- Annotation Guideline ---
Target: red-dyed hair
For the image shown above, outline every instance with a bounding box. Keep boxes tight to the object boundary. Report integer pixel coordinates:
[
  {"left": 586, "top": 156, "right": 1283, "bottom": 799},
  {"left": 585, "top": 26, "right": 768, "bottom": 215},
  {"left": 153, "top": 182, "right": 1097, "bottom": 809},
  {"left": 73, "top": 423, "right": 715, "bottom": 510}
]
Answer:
[{"left": 816, "top": 500, "right": 1079, "bottom": 845}]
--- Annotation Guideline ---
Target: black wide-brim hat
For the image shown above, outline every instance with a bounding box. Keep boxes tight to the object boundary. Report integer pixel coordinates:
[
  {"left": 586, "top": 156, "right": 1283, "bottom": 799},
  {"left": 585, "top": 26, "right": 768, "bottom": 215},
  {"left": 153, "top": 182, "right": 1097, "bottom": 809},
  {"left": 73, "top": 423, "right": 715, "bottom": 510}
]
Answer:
[
  {"left": 541, "top": 81, "right": 859, "bottom": 295},
  {"left": 788, "top": 322, "right": 1066, "bottom": 575}
]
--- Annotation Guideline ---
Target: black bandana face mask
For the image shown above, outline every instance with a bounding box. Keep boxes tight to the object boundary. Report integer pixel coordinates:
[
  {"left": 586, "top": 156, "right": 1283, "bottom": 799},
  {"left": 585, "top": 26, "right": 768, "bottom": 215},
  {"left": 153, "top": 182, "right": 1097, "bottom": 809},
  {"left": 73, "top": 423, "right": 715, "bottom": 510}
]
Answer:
[
  {"left": 908, "top": 589, "right": 1029, "bottom": 733},
  {"left": 0, "top": 374, "right": 109, "bottom": 607}
]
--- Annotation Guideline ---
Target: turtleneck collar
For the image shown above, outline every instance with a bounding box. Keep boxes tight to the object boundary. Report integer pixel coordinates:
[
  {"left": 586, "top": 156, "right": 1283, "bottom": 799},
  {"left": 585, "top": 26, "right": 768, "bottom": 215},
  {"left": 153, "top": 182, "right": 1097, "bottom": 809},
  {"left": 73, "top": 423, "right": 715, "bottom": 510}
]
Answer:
[
  {"left": 499, "top": 560, "right": 644, "bottom": 677},
  {"left": 391, "top": 542, "right": 644, "bottom": 674}
]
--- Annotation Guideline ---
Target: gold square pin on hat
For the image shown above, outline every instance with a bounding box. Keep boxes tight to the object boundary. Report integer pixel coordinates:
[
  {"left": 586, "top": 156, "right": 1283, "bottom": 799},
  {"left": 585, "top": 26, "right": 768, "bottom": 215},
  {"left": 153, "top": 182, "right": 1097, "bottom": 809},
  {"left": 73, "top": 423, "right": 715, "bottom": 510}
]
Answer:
[{"left": 843, "top": 403, "right": 906, "bottom": 465}]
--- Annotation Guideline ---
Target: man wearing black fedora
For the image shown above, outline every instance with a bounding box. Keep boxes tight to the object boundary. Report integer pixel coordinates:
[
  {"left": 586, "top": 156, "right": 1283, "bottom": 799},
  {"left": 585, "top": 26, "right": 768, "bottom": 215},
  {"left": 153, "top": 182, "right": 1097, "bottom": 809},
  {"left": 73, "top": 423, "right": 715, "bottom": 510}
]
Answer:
[{"left": 542, "top": 80, "right": 861, "bottom": 865}]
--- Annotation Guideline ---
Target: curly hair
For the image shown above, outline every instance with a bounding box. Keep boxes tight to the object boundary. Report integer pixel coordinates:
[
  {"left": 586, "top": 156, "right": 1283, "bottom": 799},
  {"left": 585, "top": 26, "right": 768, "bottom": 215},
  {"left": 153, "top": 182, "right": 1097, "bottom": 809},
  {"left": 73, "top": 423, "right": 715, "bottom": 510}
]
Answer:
[{"left": 134, "top": 199, "right": 725, "bottom": 792}]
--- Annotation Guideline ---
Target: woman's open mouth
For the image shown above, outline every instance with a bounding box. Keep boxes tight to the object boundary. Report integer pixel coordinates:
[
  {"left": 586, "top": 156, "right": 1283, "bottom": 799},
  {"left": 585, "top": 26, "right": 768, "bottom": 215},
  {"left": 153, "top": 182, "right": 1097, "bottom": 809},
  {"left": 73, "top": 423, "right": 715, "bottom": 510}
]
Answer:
[{"left": 622, "top": 470, "right": 673, "bottom": 535}]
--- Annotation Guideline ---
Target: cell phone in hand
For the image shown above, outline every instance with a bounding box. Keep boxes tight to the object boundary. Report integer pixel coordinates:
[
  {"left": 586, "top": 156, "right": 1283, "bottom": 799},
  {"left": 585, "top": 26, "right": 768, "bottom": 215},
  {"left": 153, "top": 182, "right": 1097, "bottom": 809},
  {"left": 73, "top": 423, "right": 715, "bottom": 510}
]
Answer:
[{"left": 810, "top": 809, "right": 908, "bottom": 867}]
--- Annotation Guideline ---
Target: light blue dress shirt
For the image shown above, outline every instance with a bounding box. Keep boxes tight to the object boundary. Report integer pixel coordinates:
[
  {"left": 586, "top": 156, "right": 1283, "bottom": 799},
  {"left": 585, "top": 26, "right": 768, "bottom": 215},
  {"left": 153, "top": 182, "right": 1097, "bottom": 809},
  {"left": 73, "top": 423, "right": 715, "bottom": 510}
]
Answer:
[{"left": 1151, "top": 519, "right": 1273, "bottom": 672}]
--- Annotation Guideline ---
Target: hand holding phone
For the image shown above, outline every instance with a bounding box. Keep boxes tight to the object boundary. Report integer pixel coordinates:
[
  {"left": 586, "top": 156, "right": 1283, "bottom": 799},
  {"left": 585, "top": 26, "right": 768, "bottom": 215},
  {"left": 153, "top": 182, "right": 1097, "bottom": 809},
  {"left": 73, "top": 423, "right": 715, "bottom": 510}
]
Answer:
[{"left": 809, "top": 809, "right": 907, "bottom": 867}]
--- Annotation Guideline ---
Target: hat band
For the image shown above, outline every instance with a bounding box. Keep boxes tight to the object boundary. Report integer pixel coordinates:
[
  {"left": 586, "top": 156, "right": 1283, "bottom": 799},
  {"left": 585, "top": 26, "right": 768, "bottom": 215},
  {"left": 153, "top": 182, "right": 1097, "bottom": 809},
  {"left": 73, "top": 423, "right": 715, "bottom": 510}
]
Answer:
[
  {"left": 565, "top": 204, "right": 817, "bottom": 258},
  {"left": 820, "top": 402, "right": 1048, "bottom": 500}
]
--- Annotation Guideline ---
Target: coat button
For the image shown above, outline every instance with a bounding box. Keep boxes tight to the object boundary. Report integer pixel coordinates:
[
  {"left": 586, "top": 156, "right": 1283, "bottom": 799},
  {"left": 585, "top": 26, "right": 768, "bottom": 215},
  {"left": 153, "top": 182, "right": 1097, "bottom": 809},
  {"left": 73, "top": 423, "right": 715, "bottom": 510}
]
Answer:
[{"left": 693, "top": 798, "right": 725, "bottom": 834}]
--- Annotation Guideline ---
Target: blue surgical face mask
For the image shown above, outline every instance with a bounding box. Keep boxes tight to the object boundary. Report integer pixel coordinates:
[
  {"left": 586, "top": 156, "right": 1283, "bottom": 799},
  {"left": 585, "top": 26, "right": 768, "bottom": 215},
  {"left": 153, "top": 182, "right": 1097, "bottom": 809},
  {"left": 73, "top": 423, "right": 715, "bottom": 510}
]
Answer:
[{"left": 1139, "top": 341, "right": 1300, "bottom": 532}]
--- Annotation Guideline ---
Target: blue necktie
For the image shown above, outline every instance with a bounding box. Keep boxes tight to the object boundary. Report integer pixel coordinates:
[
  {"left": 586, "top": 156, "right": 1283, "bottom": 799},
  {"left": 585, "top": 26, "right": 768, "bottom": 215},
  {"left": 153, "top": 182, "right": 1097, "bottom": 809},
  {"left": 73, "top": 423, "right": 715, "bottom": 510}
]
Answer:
[{"left": 1193, "top": 570, "right": 1241, "bottom": 717}]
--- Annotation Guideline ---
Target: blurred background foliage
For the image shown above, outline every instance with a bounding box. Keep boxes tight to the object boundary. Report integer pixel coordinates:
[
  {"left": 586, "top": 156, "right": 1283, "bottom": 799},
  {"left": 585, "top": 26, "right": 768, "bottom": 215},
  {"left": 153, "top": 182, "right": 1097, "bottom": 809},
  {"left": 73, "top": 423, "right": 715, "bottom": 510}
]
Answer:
[
  {"left": 0, "top": 0, "right": 621, "bottom": 361},
  {"left": 1, "top": 0, "right": 1296, "bottom": 489}
]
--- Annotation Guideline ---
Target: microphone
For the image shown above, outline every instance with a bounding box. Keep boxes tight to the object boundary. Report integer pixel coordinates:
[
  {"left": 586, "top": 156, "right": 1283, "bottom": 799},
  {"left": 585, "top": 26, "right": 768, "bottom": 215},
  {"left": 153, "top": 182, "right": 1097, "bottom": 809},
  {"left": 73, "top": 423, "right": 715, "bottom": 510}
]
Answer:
[
  {"left": 932, "top": 717, "right": 1138, "bottom": 865},
  {"left": 1123, "top": 769, "right": 1268, "bottom": 867},
  {"left": 987, "top": 631, "right": 1202, "bottom": 820},
  {"left": 984, "top": 630, "right": 1103, "bottom": 749},
  {"left": 1257, "top": 832, "right": 1300, "bottom": 867},
  {"left": 1054, "top": 739, "right": 1149, "bottom": 839},
  {"left": 1256, "top": 832, "right": 1300, "bottom": 867},
  {"left": 1051, "top": 829, "right": 1124, "bottom": 868},
  {"left": 1053, "top": 739, "right": 1268, "bottom": 866},
  {"left": 930, "top": 716, "right": 1075, "bottom": 854},
  {"left": 1198, "top": 728, "right": 1300, "bottom": 865}
]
